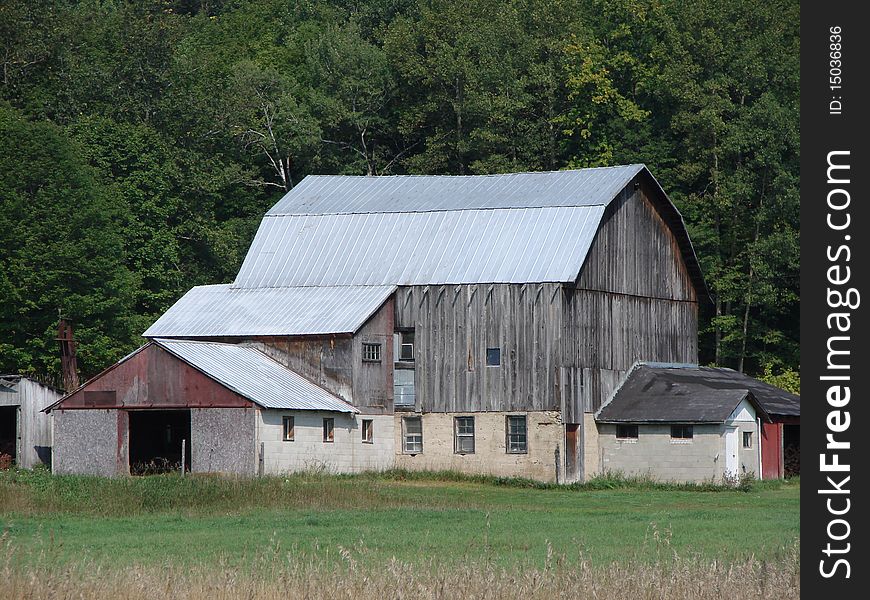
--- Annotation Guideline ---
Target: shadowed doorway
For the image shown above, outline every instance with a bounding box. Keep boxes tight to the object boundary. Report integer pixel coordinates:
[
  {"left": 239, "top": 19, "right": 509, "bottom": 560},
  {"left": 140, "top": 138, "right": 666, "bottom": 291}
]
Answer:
[{"left": 128, "top": 410, "right": 191, "bottom": 475}]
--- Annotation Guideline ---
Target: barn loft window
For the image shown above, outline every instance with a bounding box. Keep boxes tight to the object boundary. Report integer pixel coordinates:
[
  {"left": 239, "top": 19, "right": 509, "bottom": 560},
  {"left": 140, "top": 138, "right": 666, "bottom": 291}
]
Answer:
[
  {"left": 486, "top": 347, "right": 501, "bottom": 367},
  {"left": 282, "top": 416, "right": 295, "bottom": 441},
  {"left": 323, "top": 418, "right": 335, "bottom": 443},
  {"left": 362, "top": 343, "right": 382, "bottom": 362},
  {"left": 399, "top": 331, "right": 415, "bottom": 361},
  {"left": 506, "top": 415, "right": 528, "bottom": 453},
  {"left": 454, "top": 416, "right": 475, "bottom": 454},
  {"left": 362, "top": 419, "right": 373, "bottom": 444},
  {"left": 616, "top": 425, "right": 639, "bottom": 440},
  {"left": 670, "top": 425, "right": 693, "bottom": 441},
  {"left": 743, "top": 431, "right": 752, "bottom": 448},
  {"left": 403, "top": 417, "right": 422, "bottom": 453}
]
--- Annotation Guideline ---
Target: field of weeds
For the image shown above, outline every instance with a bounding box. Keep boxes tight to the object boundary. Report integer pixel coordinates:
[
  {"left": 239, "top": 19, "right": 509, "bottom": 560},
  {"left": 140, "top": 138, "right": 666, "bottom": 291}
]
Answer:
[{"left": 1, "top": 469, "right": 800, "bottom": 599}]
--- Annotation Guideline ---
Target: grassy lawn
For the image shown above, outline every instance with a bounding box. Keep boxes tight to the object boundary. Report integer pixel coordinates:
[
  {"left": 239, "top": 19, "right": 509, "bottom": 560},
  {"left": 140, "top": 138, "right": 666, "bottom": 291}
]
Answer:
[{"left": 1, "top": 469, "right": 799, "bottom": 570}]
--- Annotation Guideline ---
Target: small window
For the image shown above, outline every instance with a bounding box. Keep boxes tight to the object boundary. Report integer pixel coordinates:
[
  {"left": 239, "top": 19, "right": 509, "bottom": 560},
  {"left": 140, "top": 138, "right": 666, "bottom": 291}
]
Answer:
[
  {"left": 362, "top": 419, "right": 373, "bottom": 444},
  {"left": 399, "top": 331, "right": 415, "bottom": 362},
  {"left": 671, "top": 424, "right": 693, "bottom": 440},
  {"left": 486, "top": 347, "right": 501, "bottom": 367},
  {"left": 362, "top": 343, "right": 382, "bottom": 362},
  {"left": 743, "top": 431, "right": 752, "bottom": 448},
  {"left": 506, "top": 415, "right": 527, "bottom": 453},
  {"left": 282, "top": 416, "right": 295, "bottom": 441},
  {"left": 323, "top": 418, "right": 334, "bottom": 443},
  {"left": 403, "top": 417, "right": 422, "bottom": 453},
  {"left": 616, "top": 424, "right": 638, "bottom": 440},
  {"left": 454, "top": 416, "right": 475, "bottom": 454}
]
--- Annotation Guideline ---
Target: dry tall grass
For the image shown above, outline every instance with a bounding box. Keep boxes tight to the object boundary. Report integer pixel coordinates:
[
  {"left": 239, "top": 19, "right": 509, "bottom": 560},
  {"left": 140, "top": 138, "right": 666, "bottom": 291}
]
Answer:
[{"left": 2, "top": 538, "right": 799, "bottom": 600}]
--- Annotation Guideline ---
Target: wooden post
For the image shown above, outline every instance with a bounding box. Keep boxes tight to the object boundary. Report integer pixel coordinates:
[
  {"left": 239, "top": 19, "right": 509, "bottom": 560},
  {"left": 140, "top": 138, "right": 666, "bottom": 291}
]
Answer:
[
  {"left": 181, "top": 439, "right": 186, "bottom": 477},
  {"left": 258, "top": 442, "right": 265, "bottom": 477}
]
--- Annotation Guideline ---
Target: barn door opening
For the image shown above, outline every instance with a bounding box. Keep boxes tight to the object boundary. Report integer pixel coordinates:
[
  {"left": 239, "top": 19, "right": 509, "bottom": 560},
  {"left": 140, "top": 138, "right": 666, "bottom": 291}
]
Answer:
[
  {"left": 129, "top": 410, "right": 191, "bottom": 475},
  {"left": 0, "top": 405, "right": 18, "bottom": 469},
  {"left": 565, "top": 424, "right": 580, "bottom": 482}
]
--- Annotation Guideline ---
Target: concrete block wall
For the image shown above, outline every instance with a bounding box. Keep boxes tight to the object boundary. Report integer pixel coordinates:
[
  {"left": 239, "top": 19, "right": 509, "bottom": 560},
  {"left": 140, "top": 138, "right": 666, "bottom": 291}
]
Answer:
[
  {"left": 394, "top": 411, "right": 563, "bottom": 482},
  {"left": 582, "top": 412, "right": 600, "bottom": 480},
  {"left": 191, "top": 408, "right": 256, "bottom": 475},
  {"left": 258, "top": 410, "right": 394, "bottom": 474},
  {"left": 52, "top": 409, "right": 118, "bottom": 476},
  {"left": 597, "top": 423, "right": 727, "bottom": 483}
]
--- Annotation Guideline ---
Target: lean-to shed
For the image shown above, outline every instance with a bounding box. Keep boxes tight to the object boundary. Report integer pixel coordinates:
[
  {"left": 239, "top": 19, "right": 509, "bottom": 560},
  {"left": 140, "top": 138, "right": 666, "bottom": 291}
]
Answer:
[{"left": 0, "top": 375, "right": 60, "bottom": 469}]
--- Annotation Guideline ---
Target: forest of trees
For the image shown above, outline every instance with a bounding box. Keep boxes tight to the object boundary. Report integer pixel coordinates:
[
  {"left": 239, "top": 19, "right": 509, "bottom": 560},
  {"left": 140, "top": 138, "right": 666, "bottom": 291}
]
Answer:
[{"left": 0, "top": 0, "right": 799, "bottom": 387}]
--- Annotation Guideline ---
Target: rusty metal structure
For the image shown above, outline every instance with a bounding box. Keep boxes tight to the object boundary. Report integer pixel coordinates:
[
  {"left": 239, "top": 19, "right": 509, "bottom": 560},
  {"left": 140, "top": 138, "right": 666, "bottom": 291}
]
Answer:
[{"left": 56, "top": 318, "right": 80, "bottom": 392}]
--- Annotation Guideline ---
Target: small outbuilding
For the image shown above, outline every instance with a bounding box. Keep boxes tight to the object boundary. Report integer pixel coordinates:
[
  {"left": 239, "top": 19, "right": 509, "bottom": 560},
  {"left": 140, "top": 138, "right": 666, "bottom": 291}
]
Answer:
[
  {"left": 593, "top": 363, "right": 777, "bottom": 483},
  {"left": 45, "top": 339, "right": 393, "bottom": 476},
  {"left": 0, "top": 375, "right": 61, "bottom": 469}
]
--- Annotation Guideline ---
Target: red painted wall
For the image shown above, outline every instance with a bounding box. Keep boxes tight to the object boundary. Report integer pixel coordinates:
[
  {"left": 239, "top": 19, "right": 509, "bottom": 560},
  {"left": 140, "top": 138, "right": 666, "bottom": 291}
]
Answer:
[
  {"left": 56, "top": 343, "right": 253, "bottom": 410},
  {"left": 761, "top": 421, "right": 783, "bottom": 479}
]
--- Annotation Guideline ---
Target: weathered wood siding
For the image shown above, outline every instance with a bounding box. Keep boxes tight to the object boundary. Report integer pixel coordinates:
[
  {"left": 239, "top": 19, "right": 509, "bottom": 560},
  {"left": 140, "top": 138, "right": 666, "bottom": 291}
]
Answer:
[
  {"left": 562, "top": 181, "right": 699, "bottom": 424},
  {"left": 576, "top": 180, "right": 697, "bottom": 302},
  {"left": 0, "top": 377, "right": 59, "bottom": 468},
  {"left": 256, "top": 297, "right": 395, "bottom": 415},
  {"left": 394, "top": 284, "right": 564, "bottom": 413}
]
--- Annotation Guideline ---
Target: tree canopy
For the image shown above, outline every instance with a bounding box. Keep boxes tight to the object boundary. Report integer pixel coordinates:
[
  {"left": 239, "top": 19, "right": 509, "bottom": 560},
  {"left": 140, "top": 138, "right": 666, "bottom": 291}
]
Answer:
[{"left": 0, "top": 0, "right": 799, "bottom": 382}]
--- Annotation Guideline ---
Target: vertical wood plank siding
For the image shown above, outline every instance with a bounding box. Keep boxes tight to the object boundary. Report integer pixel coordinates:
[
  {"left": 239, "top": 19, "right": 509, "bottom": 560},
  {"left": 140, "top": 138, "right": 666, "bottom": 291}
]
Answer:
[
  {"left": 396, "top": 180, "right": 699, "bottom": 420},
  {"left": 395, "top": 283, "right": 564, "bottom": 414}
]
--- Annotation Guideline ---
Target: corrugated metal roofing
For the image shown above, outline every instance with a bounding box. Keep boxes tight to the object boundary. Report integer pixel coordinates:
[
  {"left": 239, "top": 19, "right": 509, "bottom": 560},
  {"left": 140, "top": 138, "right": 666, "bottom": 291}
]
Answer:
[
  {"left": 268, "top": 165, "right": 645, "bottom": 215},
  {"left": 232, "top": 205, "right": 606, "bottom": 287},
  {"left": 595, "top": 363, "right": 798, "bottom": 423},
  {"left": 143, "top": 284, "right": 395, "bottom": 337},
  {"left": 154, "top": 339, "right": 357, "bottom": 412}
]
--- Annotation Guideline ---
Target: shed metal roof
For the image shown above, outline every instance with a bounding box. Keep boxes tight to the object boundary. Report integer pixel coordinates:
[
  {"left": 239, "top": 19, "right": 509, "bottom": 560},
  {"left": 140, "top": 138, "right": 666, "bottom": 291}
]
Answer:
[
  {"left": 595, "top": 363, "right": 798, "bottom": 423},
  {"left": 154, "top": 339, "right": 357, "bottom": 413},
  {"left": 268, "top": 165, "right": 645, "bottom": 215},
  {"left": 143, "top": 284, "right": 394, "bottom": 338}
]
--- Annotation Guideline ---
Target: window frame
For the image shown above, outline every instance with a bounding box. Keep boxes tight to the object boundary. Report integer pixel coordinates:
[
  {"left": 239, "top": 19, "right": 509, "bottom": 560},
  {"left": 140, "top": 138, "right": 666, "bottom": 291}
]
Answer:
[
  {"left": 322, "top": 417, "right": 335, "bottom": 443},
  {"left": 399, "top": 331, "right": 415, "bottom": 362},
  {"left": 362, "top": 419, "right": 374, "bottom": 444},
  {"left": 362, "top": 342, "right": 382, "bottom": 363},
  {"left": 670, "top": 424, "right": 694, "bottom": 441},
  {"left": 616, "top": 424, "right": 639, "bottom": 441},
  {"left": 282, "top": 415, "right": 295, "bottom": 442},
  {"left": 454, "top": 416, "right": 475, "bottom": 454},
  {"left": 505, "top": 415, "right": 528, "bottom": 454},
  {"left": 485, "top": 347, "right": 501, "bottom": 367},
  {"left": 742, "top": 430, "right": 752, "bottom": 448},
  {"left": 402, "top": 416, "right": 423, "bottom": 454}
]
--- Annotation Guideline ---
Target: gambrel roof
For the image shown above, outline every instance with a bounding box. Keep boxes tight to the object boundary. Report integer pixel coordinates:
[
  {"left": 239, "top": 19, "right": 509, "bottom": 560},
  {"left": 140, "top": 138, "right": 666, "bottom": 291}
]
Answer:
[{"left": 231, "top": 165, "right": 706, "bottom": 291}]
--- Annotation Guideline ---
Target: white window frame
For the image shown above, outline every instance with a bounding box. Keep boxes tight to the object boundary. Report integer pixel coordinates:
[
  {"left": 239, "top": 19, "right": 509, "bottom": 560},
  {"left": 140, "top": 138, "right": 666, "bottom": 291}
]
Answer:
[
  {"left": 403, "top": 417, "right": 423, "bottom": 454},
  {"left": 362, "top": 342, "right": 382, "bottom": 362},
  {"left": 362, "top": 419, "right": 374, "bottom": 444},
  {"left": 454, "top": 416, "right": 475, "bottom": 454},
  {"left": 505, "top": 415, "right": 528, "bottom": 454}
]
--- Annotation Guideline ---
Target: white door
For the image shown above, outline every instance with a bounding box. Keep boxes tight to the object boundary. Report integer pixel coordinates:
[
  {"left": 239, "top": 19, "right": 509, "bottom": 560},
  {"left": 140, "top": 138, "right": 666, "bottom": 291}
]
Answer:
[{"left": 724, "top": 427, "right": 739, "bottom": 478}]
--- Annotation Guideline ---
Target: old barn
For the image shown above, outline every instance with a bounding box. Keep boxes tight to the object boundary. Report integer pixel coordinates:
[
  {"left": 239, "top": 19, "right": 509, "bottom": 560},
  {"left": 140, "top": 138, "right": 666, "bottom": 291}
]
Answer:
[
  {"left": 48, "top": 164, "right": 798, "bottom": 482},
  {"left": 1, "top": 375, "right": 60, "bottom": 469}
]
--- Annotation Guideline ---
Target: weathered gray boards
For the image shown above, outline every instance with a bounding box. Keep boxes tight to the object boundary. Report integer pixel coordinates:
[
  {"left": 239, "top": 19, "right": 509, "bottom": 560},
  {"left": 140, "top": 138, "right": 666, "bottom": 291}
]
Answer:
[
  {"left": 51, "top": 165, "right": 712, "bottom": 482},
  {"left": 0, "top": 376, "right": 60, "bottom": 469}
]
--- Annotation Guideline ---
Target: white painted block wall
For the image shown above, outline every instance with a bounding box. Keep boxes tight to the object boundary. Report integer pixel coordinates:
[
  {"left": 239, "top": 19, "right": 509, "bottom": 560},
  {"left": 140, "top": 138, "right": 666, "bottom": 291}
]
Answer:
[{"left": 257, "top": 409, "right": 394, "bottom": 474}]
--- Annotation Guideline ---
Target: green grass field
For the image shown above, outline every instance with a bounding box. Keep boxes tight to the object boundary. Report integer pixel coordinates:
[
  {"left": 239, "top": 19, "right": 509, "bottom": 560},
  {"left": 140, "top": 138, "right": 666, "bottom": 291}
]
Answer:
[{"left": 2, "top": 469, "right": 799, "bottom": 571}]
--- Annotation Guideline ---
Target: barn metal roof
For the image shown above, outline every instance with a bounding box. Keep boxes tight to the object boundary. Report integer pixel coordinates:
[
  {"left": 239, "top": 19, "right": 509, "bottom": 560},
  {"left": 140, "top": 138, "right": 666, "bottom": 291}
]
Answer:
[
  {"left": 595, "top": 363, "right": 798, "bottom": 423},
  {"left": 231, "top": 165, "right": 708, "bottom": 294},
  {"left": 232, "top": 206, "right": 606, "bottom": 287},
  {"left": 268, "top": 165, "right": 646, "bottom": 215},
  {"left": 154, "top": 339, "right": 357, "bottom": 413},
  {"left": 143, "top": 284, "right": 394, "bottom": 338}
]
